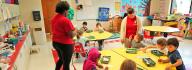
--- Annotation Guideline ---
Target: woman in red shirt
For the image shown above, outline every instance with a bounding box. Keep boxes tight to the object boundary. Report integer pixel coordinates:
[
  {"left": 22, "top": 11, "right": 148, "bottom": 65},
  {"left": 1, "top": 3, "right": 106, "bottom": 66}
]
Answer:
[
  {"left": 51, "top": 1, "right": 76, "bottom": 70},
  {"left": 120, "top": 8, "right": 142, "bottom": 48}
]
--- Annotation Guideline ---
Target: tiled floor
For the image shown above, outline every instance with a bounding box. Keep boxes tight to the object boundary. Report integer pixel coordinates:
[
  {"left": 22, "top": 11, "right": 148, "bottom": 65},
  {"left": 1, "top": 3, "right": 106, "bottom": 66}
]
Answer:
[{"left": 27, "top": 38, "right": 192, "bottom": 70}]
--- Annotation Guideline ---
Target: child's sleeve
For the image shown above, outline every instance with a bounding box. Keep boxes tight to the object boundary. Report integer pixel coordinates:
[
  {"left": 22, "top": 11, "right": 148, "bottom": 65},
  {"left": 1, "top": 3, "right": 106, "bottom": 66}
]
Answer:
[{"left": 173, "top": 53, "right": 182, "bottom": 60}]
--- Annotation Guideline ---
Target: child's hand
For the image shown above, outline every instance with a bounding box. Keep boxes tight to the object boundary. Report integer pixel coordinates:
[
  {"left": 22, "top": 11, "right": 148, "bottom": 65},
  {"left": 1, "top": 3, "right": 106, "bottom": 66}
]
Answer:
[
  {"left": 97, "top": 64, "right": 104, "bottom": 68},
  {"left": 128, "top": 35, "right": 133, "bottom": 41},
  {"left": 121, "top": 39, "right": 124, "bottom": 43},
  {"left": 165, "top": 64, "right": 172, "bottom": 70},
  {"left": 158, "top": 59, "right": 163, "bottom": 63},
  {"left": 104, "top": 67, "right": 108, "bottom": 70},
  {"left": 140, "top": 48, "right": 146, "bottom": 53}
]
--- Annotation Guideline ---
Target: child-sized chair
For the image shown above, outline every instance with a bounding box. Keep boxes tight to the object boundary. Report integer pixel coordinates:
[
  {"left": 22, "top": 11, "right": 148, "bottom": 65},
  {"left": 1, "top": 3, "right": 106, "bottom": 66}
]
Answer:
[
  {"left": 73, "top": 42, "right": 86, "bottom": 62},
  {"left": 144, "top": 30, "right": 155, "bottom": 45}
]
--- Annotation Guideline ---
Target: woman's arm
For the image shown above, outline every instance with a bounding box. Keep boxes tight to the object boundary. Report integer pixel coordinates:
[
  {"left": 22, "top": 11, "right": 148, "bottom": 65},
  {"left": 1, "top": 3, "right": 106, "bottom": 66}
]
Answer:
[
  {"left": 136, "top": 16, "right": 143, "bottom": 34},
  {"left": 120, "top": 17, "right": 127, "bottom": 43}
]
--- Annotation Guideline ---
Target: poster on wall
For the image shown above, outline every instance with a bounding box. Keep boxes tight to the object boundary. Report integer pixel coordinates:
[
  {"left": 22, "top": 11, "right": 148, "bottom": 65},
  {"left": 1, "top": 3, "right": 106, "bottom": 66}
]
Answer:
[
  {"left": 121, "top": 0, "right": 151, "bottom": 16},
  {"left": 115, "top": 2, "right": 120, "bottom": 13},
  {"left": 98, "top": 7, "right": 109, "bottom": 21}
]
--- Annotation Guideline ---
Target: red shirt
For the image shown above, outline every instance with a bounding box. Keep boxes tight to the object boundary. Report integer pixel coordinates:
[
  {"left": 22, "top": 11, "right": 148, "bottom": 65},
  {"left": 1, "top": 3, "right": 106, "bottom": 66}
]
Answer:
[
  {"left": 51, "top": 14, "right": 75, "bottom": 44},
  {"left": 126, "top": 16, "right": 137, "bottom": 38}
]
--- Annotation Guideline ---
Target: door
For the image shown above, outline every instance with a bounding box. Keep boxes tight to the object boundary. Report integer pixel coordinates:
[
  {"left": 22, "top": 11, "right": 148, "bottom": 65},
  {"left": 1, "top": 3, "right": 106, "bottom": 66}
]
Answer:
[{"left": 41, "top": 0, "right": 60, "bottom": 34}]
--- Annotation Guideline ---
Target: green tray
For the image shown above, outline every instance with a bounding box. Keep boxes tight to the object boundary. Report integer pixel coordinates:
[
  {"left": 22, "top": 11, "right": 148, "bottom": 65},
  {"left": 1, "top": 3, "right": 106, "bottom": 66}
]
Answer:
[
  {"left": 100, "top": 56, "right": 111, "bottom": 64},
  {"left": 86, "top": 30, "right": 93, "bottom": 33},
  {"left": 126, "top": 48, "right": 137, "bottom": 54},
  {"left": 143, "top": 58, "right": 156, "bottom": 67},
  {"left": 151, "top": 50, "right": 164, "bottom": 56},
  {"left": 87, "top": 36, "right": 95, "bottom": 39}
]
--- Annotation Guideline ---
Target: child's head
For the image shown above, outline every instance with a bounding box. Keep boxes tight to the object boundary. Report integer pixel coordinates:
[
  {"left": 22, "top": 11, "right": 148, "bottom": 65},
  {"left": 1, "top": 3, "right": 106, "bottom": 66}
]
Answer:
[
  {"left": 88, "top": 48, "right": 101, "bottom": 62},
  {"left": 77, "top": 30, "right": 84, "bottom": 39},
  {"left": 167, "top": 38, "right": 179, "bottom": 52},
  {"left": 96, "top": 23, "right": 102, "bottom": 27},
  {"left": 156, "top": 38, "right": 167, "bottom": 50},
  {"left": 133, "top": 34, "right": 143, "bottom": 43},
  {"left": 120, "top": 59, "right": 136, "bottom": 70},
  {"left": 82, "top": 22, "right": 87, "bottom": 27}
]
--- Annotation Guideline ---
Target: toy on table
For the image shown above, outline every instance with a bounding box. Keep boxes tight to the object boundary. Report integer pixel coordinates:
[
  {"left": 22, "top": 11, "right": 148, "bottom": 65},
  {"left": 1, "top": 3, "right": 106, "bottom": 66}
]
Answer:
[
  {"left": 142, "top": 58, "right": 156, "bottom": 67},
  {"left": 151, "top": 50, "right": 164, "bottom": 57},
  {"left": 126, "top": 48, "right": 137, "bottom": 54},
  {"left": 100, "top": 56, "right": 111, "bottom": 64}
]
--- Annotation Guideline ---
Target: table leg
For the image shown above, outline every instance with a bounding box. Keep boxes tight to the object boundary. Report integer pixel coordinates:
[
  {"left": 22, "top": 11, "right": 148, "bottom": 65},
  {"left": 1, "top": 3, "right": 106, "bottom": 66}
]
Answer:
[
  {"left": 163, "top": 32, "right": 168, "bottom": 38},
  {"left": 98, "top": 40, "right": 104, "bottom": 51}
]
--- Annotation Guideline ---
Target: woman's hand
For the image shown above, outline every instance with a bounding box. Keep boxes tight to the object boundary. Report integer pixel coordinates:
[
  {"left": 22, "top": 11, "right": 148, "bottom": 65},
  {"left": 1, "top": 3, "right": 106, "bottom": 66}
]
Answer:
[
  {"left": 128, "top": 35, "right": 133, "bottom": 41},
  {"left": 121, "top": 39, "right": 125, "bottom": 43}
]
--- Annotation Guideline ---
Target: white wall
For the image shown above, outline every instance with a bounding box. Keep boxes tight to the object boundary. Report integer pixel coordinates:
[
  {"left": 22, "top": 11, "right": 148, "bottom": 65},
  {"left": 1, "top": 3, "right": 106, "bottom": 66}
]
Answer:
[
  {"left": 19, "top": 0, "right": 47, "bottom": 45},
  {"left": 71, "top": 0, "right": 118, "bottom": 30}
]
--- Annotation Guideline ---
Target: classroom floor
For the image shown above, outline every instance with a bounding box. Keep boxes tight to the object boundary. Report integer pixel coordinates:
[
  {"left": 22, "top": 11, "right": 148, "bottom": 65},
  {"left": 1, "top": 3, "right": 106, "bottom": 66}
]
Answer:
[{"left": 27, "top": 38, "right": 192, "bottom": 70}]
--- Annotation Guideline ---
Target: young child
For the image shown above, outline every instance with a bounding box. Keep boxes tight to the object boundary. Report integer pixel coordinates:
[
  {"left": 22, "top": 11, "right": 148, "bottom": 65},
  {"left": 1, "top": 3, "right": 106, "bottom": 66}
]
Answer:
[
  {"left": 94, "top": 23, "right": 104, "bottom": 31},
  {"left": 83, "top": 48, "right": 108, "bottom": 70},
  {"left": 141, "top": 38, "right": 168, "bottom": 55},
  {"left": 75, "top": 30, "right": 89, "bottom": 58},
  {"left": 94, "top": 23, "right": 105, "bottom": 50},
  {"left": 76, "top": 30, "right": 88, "bottom": 48},
  {"left": 158, "top": 38, "right": 186, "bottom": 70},
  {"left": 80, "top": 22, "right": 88, "bottom": 32},
  {"left": 120, "top": 59, "right": 136, "bottom": 70},
  {"left": 126, "top": 34, "right": 145, "bottom": 48}
]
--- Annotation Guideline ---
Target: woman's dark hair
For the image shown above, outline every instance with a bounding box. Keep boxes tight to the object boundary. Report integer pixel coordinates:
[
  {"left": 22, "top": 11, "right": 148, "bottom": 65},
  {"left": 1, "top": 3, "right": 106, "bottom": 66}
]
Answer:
[
  {"left": 83, "top": 22, "right": 87, "bottom": 25},
  {"left": 167, "top": 38, "right": 179, "bottom": 48},
  {"left": 127, "top": 8, "right": 134, "bottom": 14},
  {"left": 55, "top": 1, "right": 70, "bottom": 14},
  {"left": 120, "top": 59, "right": 136, "bottom": 70}
]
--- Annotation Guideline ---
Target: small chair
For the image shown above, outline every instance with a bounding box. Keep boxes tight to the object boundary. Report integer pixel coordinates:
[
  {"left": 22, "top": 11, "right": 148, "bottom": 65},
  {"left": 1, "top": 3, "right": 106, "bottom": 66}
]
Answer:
[
  {"left": 73, "top": 42, "right": 86, "bottom": 59},
  {"left": 144, "top": 30, "right": 154, "bottom": 44}
]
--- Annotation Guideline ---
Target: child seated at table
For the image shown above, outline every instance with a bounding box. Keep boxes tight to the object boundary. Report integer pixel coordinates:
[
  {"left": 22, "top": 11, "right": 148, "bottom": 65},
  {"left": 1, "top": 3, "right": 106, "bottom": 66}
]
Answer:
[
  {"left": 75, "top": 30, "right": 89, "bottom": 58},
  {"left": 158, "top": 38, "right": 186, "bottom": 70},
  {"left": 141, "top": 38, "right": 168, "bottom": 55},
  {"left": 83, "top": 48, "right": 108, "bottom": 70},
  {"left": 80, "top": 21, "right": 88, "bottom": 32},
  {"left": 94, "top": 23, "right": 105, "bottom": 50},
  {"left": 125, "top": 34, "right": 145, "bottom": 49},
  {"left": 94, "top": 23, "right": 104, "bottom": 31},
  {"left": 120, "top": 59, "right": 136, "bottom": 70}
]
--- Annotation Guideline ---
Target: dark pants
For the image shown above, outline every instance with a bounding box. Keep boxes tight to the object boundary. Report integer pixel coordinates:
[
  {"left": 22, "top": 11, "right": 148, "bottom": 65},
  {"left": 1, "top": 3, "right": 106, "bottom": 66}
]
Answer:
[
  {"left": 98, "top": 40, "right": 104, "bottom": 51},
  {"left": 52, "top": 42, "right": 74, "bottom": 70}
]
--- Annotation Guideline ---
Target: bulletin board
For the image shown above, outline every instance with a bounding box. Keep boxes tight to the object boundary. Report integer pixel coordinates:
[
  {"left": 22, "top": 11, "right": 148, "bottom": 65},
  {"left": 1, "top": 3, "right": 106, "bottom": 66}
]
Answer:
[{"left": 98, "top": 7, "right": 109, "bottom": 21}]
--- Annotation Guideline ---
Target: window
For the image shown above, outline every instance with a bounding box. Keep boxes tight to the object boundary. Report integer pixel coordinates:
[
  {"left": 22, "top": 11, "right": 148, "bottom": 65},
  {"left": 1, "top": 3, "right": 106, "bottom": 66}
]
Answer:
[{"left": 170, "top": 0, "right": 192, "bottom": 14}]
